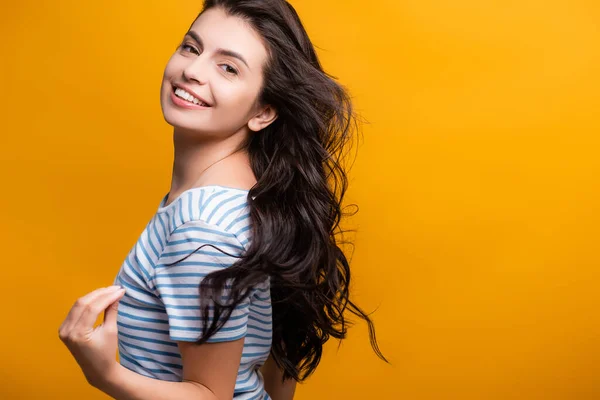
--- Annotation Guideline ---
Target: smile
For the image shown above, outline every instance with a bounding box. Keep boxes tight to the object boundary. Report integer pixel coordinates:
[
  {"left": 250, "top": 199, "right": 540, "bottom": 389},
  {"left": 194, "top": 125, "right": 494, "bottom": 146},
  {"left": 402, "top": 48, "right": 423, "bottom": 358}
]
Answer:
[{"left": 172, "top": 87, "right": 211, "bottom": 107}]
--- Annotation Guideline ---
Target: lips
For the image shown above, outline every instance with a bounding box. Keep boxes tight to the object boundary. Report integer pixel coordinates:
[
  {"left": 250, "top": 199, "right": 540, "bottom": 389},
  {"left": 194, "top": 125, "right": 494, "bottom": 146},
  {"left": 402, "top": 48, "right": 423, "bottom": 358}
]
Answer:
[{"left": 171, "top": 83, "right": 212, "bottom": 107}]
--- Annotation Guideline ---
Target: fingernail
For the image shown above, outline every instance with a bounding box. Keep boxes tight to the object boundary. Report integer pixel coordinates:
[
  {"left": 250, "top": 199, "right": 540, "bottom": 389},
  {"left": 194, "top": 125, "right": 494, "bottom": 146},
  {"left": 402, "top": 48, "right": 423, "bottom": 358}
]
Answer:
[{"left": 108, "top": 285, "right": 122, "bottom": 291}]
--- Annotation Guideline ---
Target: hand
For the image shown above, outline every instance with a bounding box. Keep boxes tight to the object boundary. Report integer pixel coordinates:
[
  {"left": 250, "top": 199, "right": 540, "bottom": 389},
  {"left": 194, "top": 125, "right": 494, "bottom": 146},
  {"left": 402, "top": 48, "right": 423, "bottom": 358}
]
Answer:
[{"left": 59, "top": 285, "right": 126, "bottom": 389}]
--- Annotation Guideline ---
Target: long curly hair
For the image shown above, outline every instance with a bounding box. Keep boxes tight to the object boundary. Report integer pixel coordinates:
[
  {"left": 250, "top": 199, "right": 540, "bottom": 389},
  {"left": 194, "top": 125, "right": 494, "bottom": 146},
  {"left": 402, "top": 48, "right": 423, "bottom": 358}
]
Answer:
[{"left": 186, "top": 0, "right": 387, "bottom": 381}]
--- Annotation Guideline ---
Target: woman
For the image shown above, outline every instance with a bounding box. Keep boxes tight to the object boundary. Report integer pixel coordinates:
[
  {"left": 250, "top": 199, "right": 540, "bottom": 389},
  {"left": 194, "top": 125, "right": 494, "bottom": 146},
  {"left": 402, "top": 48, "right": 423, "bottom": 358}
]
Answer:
[{"left": 59, "top": 0, "right": 386, "bottom": 399}]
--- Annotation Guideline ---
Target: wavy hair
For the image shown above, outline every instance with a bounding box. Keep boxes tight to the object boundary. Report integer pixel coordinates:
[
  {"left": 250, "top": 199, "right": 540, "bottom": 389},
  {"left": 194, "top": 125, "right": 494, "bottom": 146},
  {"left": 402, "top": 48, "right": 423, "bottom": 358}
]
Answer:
[{"left": 184, "top": 0, "right": 387, "bottom": 381}]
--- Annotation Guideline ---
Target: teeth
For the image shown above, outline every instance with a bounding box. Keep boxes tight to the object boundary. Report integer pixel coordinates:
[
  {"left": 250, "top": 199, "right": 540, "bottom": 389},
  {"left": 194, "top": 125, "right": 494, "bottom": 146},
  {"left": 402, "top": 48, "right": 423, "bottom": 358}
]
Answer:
[{"left": 174, "top": 87, "right": 209, "bottom": 106}]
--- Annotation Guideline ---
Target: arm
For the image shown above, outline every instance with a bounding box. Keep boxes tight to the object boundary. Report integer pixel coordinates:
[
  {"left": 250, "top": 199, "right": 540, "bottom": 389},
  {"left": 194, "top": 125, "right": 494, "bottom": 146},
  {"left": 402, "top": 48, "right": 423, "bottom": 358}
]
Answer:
[
  {"left": 58, "top": 286, "right": 244, "bottom": 400},
  {"left": 101, "top": 340, "right": 244, "bottom": 400},
  {"left": 261, "top": 354, "right": 297, "bottom": 400},
  {"left": 103, "top": 219, "right": 252, "bottom": 399},
  {"left": 60, "top": 219, "right": 252, "bottom": 400}
]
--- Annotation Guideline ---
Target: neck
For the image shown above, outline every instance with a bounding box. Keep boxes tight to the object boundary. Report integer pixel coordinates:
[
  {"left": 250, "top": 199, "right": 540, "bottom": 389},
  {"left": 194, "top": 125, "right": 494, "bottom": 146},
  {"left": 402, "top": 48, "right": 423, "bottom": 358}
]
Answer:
[{"left": 168, "top": 128, "right": 248, "bottom": 202}]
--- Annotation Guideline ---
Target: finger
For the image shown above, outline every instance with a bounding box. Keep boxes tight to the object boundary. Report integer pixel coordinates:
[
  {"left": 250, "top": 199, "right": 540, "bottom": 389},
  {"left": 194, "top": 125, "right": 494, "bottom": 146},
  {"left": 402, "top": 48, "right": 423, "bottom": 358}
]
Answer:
[
  {"left": 74, "top": 287, "right": 126, "bottom": 331},
  {"left": 59, "top": 286, "right": 116, "bottom": 339},
  {"left": 77, "top": 285, "right": 123, "bottom": 306},
  {"left": 62, "top": 286, "right": 122, "bottom": 335},
  {"left": 103, "top": 291, "right": 126, "bottom": 332}
]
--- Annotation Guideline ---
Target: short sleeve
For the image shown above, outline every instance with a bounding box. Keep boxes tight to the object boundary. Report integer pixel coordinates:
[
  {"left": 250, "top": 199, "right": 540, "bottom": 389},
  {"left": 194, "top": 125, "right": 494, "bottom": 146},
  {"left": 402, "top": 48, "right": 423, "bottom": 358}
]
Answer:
[{"left": 153, "top": 219, "right": 250, "bottom": 343}]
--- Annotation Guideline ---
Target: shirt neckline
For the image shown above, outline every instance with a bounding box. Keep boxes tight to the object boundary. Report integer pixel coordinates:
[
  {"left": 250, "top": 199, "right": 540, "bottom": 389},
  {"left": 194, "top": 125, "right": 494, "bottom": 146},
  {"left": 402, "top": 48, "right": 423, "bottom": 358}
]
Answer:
[{"left": 157, "top": 185, "right": 251, "bottom": 213}]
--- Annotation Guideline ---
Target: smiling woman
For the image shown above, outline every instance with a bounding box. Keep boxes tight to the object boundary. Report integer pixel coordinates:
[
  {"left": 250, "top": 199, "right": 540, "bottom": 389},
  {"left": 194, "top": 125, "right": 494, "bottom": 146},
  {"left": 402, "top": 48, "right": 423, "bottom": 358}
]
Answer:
[
  {"left": 58, "top": 1, "right": 386, "bottom": 399},
  {"left": 161, "top": 8, "right": 274, "bottom": 141}
]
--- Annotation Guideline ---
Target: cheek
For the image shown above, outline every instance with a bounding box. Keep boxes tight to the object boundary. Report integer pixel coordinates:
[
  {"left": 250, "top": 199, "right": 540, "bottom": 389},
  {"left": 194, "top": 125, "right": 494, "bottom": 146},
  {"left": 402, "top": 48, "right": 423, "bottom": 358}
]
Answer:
[
  {"left": 161, "top": 57, "right": 182, "bottom": 96},
  {"left": 162, "top": 54, "right": 182, "bottom": 82},
  {"left": 213, "top": 82, "right": 258, "bottom": 115}
]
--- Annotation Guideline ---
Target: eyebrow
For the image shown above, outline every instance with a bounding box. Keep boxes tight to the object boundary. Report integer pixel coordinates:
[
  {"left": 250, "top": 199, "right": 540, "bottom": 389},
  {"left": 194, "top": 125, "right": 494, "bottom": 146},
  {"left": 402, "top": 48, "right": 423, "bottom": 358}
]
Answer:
[{"left": 184, "top": 30, "right": 250, "bottom": 70}]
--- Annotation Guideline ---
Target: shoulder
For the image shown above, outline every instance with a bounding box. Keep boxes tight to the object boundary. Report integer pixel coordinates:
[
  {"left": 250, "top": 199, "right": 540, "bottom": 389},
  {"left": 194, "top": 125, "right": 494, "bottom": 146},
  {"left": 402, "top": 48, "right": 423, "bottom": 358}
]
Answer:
[{"left": 161, "top": 186, "right": 253, "bottom": 248}]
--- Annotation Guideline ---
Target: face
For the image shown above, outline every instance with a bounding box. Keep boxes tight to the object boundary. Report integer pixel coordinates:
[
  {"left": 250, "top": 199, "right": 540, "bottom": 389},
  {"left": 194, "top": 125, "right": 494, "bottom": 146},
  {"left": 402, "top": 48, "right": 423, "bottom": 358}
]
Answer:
[{"left": 160, "top": 8, "right": 276, "bottom": 139}]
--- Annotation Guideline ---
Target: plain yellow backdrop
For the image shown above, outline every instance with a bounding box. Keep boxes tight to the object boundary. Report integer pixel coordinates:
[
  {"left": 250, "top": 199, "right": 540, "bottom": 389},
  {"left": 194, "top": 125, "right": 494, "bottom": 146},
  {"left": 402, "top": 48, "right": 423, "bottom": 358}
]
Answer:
[{"left": 1, "top": 0, "right": 599, "bottom": 399}]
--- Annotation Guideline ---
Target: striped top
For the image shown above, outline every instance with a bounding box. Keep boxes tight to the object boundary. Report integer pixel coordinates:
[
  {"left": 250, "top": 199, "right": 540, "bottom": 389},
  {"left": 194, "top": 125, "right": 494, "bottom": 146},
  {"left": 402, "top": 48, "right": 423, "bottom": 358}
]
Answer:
[{"left": 113, "top": 185, "right": 272, "bottom": 400}]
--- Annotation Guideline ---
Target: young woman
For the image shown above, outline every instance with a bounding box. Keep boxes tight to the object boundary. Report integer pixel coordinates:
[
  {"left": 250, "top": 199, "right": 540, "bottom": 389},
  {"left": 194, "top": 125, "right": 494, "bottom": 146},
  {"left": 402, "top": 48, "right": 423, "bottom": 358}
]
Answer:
[{"left": 59, "top": 0, "right": 386, "bottom": 399}]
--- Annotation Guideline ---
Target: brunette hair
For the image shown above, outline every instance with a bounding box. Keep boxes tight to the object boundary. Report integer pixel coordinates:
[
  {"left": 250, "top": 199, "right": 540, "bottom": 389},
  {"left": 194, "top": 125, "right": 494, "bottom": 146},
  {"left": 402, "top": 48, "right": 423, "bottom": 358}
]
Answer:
[{"left": 185, "top": 0, "right": 387, "bottom": 381}]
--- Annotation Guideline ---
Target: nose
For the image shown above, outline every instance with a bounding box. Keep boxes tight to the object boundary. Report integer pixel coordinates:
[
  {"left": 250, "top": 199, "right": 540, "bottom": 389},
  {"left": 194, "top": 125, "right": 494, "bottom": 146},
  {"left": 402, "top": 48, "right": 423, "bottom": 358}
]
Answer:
[{"left": 182, "top": 55, "right": 209, "bottom": 85}]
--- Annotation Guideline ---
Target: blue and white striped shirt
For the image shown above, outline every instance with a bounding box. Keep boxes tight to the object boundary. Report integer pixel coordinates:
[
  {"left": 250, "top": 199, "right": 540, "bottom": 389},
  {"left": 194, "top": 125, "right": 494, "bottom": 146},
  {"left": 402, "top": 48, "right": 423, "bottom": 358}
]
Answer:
[{"left": 114, "top": 185, "right": 272, "bottom": 399}]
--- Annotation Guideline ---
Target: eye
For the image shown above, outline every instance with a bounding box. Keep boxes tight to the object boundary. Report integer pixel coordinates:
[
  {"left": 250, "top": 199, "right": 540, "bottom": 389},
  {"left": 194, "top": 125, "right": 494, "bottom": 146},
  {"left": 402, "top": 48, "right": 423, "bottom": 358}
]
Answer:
[
  {"left": 180, "top": 43, "right": 199, "bottom": 55},
  {"left": 220, "top": 64, "right": 239, "bottom": 75}
]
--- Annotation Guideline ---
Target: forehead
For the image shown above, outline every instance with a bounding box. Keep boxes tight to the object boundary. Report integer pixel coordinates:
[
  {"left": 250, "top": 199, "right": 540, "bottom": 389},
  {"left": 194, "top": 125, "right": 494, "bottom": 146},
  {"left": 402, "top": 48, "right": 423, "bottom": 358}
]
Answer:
[{"left": 190, "top": 8, "right": 269, "bottom": 70}]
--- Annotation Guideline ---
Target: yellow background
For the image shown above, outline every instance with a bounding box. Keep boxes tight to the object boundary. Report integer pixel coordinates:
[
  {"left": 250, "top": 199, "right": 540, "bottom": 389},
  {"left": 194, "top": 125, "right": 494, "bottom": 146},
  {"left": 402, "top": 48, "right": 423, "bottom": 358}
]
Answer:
[{"left": 1, "top": 0, "right": 599, "bottom": 398}]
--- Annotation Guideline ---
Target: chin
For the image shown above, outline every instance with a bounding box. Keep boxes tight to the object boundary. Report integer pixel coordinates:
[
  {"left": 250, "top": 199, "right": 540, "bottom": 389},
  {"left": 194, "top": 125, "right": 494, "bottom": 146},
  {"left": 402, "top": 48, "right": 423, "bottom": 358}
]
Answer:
[
  {"left": 163, "top": 115, "right": 200, "bottom": 132},
  {"left": 164, "top": 115, "right": 221, "bottom": 140},
  {"left": 161, "top": 103, "right": 201, "bottom": 128}
]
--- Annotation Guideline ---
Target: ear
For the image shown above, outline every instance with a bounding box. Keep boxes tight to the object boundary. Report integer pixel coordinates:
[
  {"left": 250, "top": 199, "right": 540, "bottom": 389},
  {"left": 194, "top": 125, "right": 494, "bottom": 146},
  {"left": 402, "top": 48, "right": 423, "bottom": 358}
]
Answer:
[{"left": 248, "top": 105, "right": 278, "bottom": 132}]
